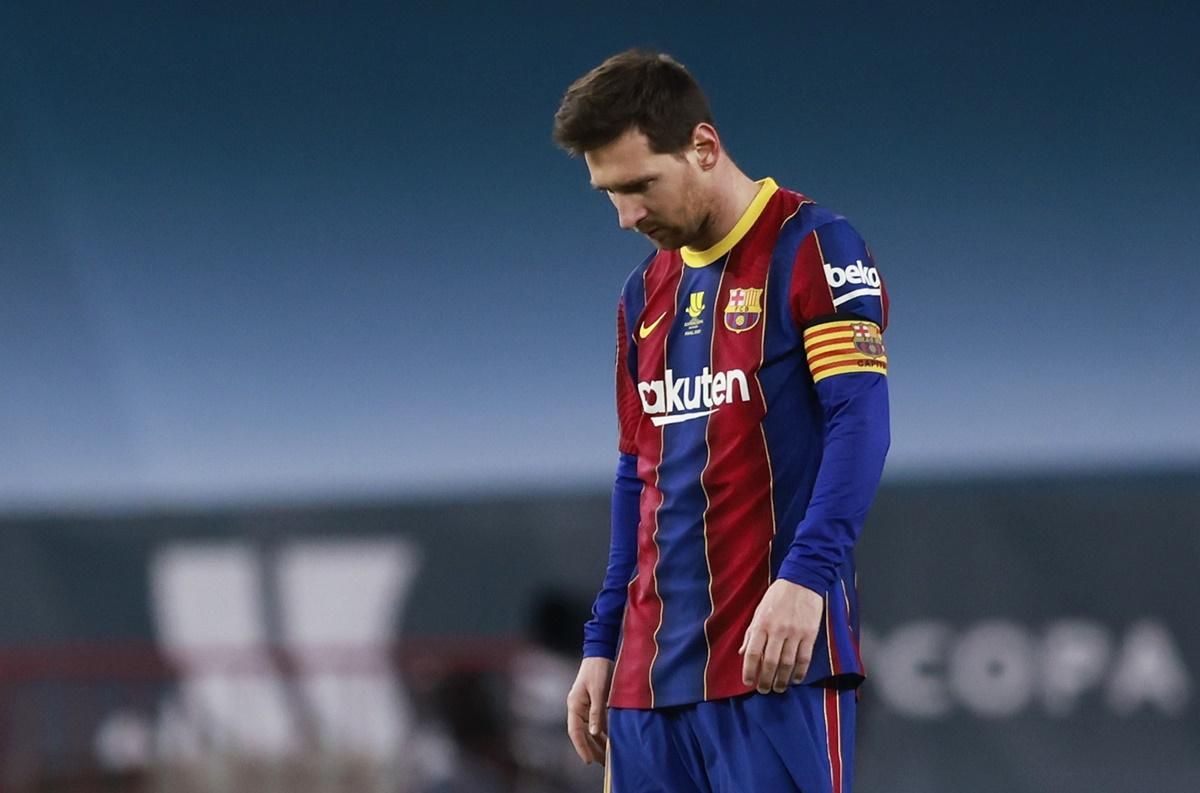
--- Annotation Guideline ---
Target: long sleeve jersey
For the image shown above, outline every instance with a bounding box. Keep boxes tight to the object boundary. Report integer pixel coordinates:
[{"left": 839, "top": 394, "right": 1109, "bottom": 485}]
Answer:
[{"left": 583, "top": 178, "right": 890, "bottom": 709}]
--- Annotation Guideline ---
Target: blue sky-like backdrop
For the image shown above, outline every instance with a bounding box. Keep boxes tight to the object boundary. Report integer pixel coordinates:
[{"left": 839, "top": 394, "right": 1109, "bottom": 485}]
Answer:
[{"left": 1, "top": 2, "right": 1197, "bottom": 510}]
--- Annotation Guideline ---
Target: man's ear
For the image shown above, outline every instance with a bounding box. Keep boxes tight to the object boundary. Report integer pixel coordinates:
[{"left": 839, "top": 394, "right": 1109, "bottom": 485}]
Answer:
[{"left": 691, "top": 123, "right": 721, "bottom": 171}]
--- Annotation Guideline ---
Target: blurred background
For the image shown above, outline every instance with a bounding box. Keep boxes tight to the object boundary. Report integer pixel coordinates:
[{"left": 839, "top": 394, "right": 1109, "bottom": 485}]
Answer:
[{"left": 1, "top": 2, "right": 1197, "bottom": 791}]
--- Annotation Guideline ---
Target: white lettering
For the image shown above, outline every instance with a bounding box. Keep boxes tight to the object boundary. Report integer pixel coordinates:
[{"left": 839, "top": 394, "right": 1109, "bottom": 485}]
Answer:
[
  {"left": 151, "top": 544, "right": 297, "bottom": 755},
  {"left": 865, "top": 618, "right": 1192, "bottom": 721},
  {"left": 698, "top": 368, "right": 714, "bottom": 406},
  {"left": 150, "top": 541, "right": 420, "bottom": 761},
  {"left": 666, "top": 369, "right": 687, "bottom": 412},
  {"left": 949, "top": 621, "right": 1037, "bottom": 717},
  {"left": 1106, "top": 619, "right": 1192, "bottom": 716},
  {"left": 863, "top": 622, "right": 953, "bottom": 718},
  {"left": 279, "top": 541, "right": 419, "bottom": 756},
  {"left": 637, "top": 368, "right": 750, "bottom": 423},
  {"left": 725, "top": 369, "right": 750, "bottom": 403},
  {"left": 638, "top": 381, "right": 664, "bottom": 414},
  {"left": 824, "top": 259, "right": 881, "bottom": 290},
  {"left": 682, "top": 377, "right": 700, "bottom": 410},
  {"left": 1041, "top": 620, "right": 1112, "bottom": 715}
]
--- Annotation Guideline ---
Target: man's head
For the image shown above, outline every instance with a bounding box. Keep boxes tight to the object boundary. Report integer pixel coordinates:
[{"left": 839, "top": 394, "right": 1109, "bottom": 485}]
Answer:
[{"left": 553, "top": 50, "right": 725, "bottom": 250}]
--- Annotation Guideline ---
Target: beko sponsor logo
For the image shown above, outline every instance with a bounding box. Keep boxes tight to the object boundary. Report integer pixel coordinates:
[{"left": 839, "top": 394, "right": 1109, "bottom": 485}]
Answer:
[{"left": 824, "top": 259, "right": 881, "bottom": 289}]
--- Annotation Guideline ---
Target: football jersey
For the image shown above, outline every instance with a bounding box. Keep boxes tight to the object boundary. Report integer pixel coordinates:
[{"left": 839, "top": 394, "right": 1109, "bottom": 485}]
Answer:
[{"left": 600, "top": 178, "right": 890, "bottom": 709}]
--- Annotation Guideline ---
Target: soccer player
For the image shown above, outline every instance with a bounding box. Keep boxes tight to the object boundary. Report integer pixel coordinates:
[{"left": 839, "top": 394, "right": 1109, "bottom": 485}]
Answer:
[{"left": 554, "top": 50, "right": 890, "bottom": 793}]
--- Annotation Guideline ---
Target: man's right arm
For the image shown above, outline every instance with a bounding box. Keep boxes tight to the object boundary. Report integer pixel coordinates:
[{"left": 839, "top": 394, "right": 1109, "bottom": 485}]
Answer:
[
  {"left": 567, "top": 296, "right": 643, "bottom": 766},
  {"left": 585, "top": 294, "right": 644, "bottom": 658},
  {"left": 582, "top": 452, "right": 641, "bottom": 658},
  {"left": 568, "top": 454, "right": 641, "bottom": 765}
]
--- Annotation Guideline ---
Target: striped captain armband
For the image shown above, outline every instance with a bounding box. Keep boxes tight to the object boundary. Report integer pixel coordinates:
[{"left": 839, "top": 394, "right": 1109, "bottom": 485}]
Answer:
[{"left": 803, "top": 319, "right": 888, "bottom": 383}]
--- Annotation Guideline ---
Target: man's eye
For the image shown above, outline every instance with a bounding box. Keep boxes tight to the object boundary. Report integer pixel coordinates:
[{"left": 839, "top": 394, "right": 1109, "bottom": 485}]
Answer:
[{"left": 604, "top": 181, "right": 653, "bottom": 196}]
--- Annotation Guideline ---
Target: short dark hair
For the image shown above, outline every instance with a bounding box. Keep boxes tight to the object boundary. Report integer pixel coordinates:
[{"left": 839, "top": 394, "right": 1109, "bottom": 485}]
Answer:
[{"left": 553, "top": 49, "right": 714, "bottom": 156}]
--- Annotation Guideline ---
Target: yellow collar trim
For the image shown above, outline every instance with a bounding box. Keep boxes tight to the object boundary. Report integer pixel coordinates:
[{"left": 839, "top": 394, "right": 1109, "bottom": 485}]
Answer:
[{"left": 681, "top": 178, "right": 779, "bottom": 267}]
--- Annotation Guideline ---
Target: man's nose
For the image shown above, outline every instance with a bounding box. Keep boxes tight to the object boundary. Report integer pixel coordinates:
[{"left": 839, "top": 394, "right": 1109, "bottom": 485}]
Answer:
[{"left": 613, "top": 196, "right": 648, "bottom": 231}]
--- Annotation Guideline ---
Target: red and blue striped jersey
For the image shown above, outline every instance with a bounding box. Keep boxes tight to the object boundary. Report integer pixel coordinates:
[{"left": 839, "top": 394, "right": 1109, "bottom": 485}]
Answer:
[{"left": 585, "top": 178, "right": 890, "bottom": 709}]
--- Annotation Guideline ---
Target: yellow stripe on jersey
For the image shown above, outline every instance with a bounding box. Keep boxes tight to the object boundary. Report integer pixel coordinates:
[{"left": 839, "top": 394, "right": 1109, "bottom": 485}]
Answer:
[
  {"left": 803, "top": 320, "right": 888, "bottom": 383},
  {"left": 681, "top": 178, "right": 779, "bottom": 267}
]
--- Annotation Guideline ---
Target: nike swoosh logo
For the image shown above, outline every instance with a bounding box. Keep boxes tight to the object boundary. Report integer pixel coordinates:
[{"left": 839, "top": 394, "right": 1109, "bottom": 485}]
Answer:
[{"left": 638, "top": 312, "right": 668, "bottom": 339}]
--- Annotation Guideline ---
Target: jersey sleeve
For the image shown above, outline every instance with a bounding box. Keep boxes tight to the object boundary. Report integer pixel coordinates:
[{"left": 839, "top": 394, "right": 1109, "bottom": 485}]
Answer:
[
  {"left": 779, "top": 218, "right": 891, "bottom": 593},
  {"left": 615, "top": 297, "right": 640, "bottom": 455},
  {"left": 582, "top": 452, "right": 641, "bottom": 659},
  {"left": 582, "top": 295, "right": 644, "bottom": 658},
  {"left": 789, "top": 216, "right": 888, "bottom": 335}
]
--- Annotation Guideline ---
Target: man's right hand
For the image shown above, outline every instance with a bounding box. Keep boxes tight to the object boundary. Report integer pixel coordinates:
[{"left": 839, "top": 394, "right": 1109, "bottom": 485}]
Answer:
[{"left": 566, "top": 656, "right": 614, "bottom": 765}]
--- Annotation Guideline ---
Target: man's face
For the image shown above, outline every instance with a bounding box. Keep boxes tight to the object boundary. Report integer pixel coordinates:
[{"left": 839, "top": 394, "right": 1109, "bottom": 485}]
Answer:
[{"left": 584, "top": 127, "right": 710, "bottom": 251}]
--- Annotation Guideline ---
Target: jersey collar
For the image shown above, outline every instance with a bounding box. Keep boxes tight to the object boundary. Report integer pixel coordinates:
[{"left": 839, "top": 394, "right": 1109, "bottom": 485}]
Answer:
[{"left": 680, "top": 177, "right": 779, "bottom": 268}]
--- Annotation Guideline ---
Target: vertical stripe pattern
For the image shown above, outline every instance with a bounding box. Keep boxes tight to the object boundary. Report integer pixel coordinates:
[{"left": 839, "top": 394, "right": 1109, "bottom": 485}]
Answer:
[
  {"left": 649, "top": 261, "right": 724, "bottom": 705},
  {"left": 609, "top": 258, "right": 682, "bottom": 707},
  {"left": 824, "top": 687, "right": 844, "bottom": 793},
  {"left": 606, "top": 185, "right": 872, "bottom": 709},
  {"left": 700, "top": 197, "right": 792, "bottom": 700}
]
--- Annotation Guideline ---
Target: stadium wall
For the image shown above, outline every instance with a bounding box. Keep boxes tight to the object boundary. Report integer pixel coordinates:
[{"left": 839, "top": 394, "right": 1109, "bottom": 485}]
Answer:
[{"left": 0, "top": 469, "right": 1195, "bottom": 792}]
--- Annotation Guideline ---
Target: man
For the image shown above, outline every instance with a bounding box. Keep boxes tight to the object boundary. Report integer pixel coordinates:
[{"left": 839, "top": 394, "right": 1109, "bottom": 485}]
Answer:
[{"left": 554, "top": 50, "right": 889, "bottom": 793}]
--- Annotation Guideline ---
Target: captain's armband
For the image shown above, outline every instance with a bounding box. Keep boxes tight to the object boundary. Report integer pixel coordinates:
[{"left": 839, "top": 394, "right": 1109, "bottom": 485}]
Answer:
[{"left": 803, "top": 319, "right": 888, "bottom": 383}]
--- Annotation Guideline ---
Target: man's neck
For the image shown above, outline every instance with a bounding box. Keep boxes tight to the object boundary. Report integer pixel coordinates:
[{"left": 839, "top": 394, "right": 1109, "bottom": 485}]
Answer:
[{"left": 690, "top": 170, "right": 763, "bottom": 252}]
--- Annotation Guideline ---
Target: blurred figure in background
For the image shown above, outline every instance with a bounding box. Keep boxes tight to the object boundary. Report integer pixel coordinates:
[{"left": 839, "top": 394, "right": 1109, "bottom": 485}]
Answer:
[{"left": 509, "top": 591, "right": 603, "bottom": 792}]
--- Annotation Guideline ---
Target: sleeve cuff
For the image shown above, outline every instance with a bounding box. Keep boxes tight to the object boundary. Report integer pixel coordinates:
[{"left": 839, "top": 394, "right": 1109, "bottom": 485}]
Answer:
[
  {"left": 582, "top": 640, "right": 618, "bottom": 660},
  {"left": 775, "top": 560, "right": 833, "bottom": 595}
]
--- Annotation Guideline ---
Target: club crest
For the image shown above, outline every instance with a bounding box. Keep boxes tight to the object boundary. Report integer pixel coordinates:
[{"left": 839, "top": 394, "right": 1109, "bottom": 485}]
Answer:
[
  {"left": 851, "top": 322, "right": 886, "bottom": 357},
  {"left": 723, "top": 287, "right": 763, "bottom": 333}
]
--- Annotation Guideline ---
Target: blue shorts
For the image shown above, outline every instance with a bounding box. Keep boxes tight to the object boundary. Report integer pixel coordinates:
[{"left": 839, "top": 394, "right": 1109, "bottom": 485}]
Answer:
[{"left": 605, "top": 685, "right": 855, "bottom": 793}]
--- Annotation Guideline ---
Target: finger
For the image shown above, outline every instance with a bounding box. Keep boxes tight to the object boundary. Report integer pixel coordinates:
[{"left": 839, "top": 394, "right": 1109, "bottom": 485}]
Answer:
[
  {"left": 588, "top": 689, "right": 605, "bottom": 737},
  {"left": 782, "top": 638, "right": 801, "bottom": 686},
  {"left": 568, "top": 710, "right": 592, "bottom": 763},
  {"left": 741, "top": 626, "right": 767, "bottom": 685},
  {"left": 790, "top": 637, "right": 808, "bottom": 684},
  {"left": 792, "top": 637, "right": 814, "bottom": 683},
  {"left": 584, "top": 730, "right": 607, "bottom": 763},
  {"left": 757, "top": 634, "right": 785, "bottom": 693},
  {"left": 772, "top": 633, "right": 801, "bottom": 691},
  {"left": 739, "top": 605, "right": 765, "bottom": 655},
  {"left": 567, "top": 709, "right": 592, "bottom": 763},
  {"left": 567, "top": 693, "right": 594, "bottom": 764},
  {"left": 774, "top": 637, "right": 798, "bottom": 693}
]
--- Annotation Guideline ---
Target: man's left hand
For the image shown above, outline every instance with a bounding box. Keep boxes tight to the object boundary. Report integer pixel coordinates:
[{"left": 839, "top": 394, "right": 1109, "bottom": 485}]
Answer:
[{"left": 738, "top": 578, "right": 825, "bottom": 693}]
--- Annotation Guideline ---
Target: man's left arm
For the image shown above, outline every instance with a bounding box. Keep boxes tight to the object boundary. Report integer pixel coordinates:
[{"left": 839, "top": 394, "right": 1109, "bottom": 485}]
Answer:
[{"left": 740, "top": 218, "right": 891, "bottom": 693}]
